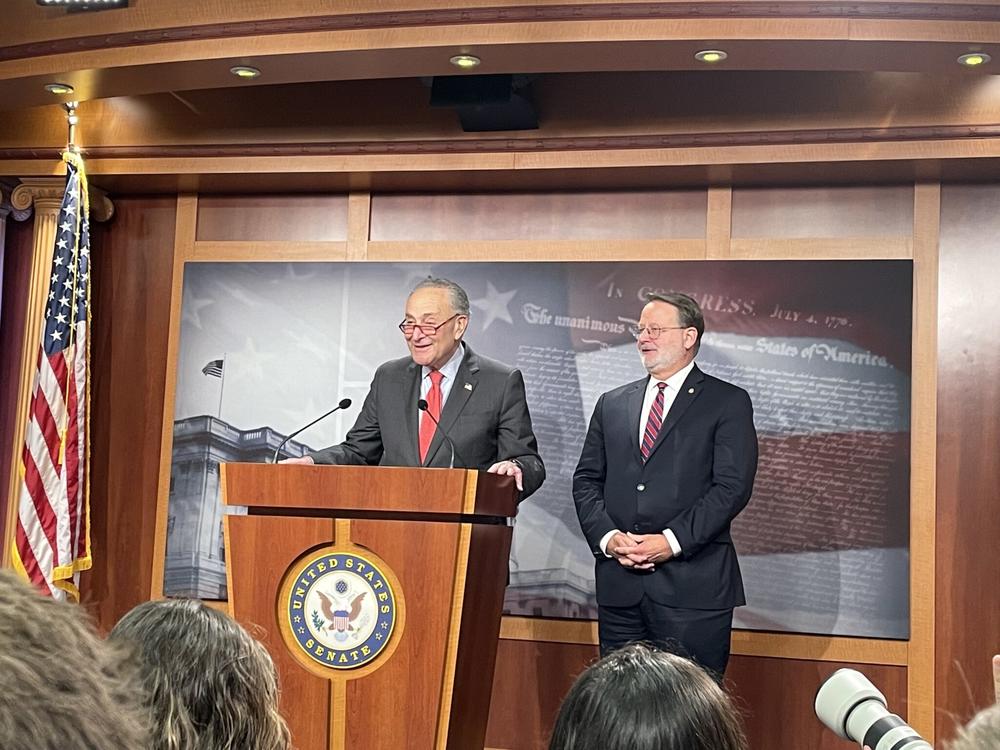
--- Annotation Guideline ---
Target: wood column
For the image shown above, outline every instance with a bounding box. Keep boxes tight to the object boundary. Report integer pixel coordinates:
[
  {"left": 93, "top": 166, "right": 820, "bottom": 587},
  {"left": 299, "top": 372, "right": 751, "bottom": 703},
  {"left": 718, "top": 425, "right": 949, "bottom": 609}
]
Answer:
[
  {"left": 2, "top": 179, "right": 65, "bottom": 567},
  {"left": 0, "top": 185, "right": 12, "bottom": 559}
]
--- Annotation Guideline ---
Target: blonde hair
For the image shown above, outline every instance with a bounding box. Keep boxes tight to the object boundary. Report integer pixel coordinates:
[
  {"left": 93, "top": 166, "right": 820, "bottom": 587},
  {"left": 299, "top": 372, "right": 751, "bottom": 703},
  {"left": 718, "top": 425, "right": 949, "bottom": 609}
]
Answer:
[{"left": 110, "top": 598, "right": 291, "bottom": 750}]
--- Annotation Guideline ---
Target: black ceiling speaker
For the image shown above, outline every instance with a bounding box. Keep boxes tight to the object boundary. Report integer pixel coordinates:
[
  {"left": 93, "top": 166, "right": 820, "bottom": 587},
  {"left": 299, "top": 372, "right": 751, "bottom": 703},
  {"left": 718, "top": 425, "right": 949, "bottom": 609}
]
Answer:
[{"left": 430, "top": 74, "right": 539, "bottom": 132}]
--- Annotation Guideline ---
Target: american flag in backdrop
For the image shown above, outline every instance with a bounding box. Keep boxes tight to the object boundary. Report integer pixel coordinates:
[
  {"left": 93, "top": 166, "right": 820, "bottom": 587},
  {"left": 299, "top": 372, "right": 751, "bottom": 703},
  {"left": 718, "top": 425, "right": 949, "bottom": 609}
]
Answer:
[{"left": 13, "top": 152, "right": 92, "bottom": 600}]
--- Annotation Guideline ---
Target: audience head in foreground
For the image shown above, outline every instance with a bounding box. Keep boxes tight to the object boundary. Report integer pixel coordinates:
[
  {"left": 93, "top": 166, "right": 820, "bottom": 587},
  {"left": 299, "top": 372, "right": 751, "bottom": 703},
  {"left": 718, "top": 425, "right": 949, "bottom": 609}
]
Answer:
[
  {"left": 549, "top": 643, "right": 748, "bottom": 750},
  {"left": 0, "top": 569, "right": 148, "bottom": 750},
  {"left": 950, "top": 701, "right": 1000, "bottom": 750},
  {"left": 110, "top": 598, "right": 291, "bottom": 750}
]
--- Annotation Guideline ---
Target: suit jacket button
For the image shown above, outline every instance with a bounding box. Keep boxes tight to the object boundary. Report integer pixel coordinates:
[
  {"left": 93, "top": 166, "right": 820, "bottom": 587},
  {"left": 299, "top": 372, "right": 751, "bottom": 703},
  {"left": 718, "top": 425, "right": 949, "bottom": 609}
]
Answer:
[
  {"left": 636, "top": 484, "right": 645, "bottom": 491},
  {"left": 633, "top": 525, "right": 641, "bottom": 532}
]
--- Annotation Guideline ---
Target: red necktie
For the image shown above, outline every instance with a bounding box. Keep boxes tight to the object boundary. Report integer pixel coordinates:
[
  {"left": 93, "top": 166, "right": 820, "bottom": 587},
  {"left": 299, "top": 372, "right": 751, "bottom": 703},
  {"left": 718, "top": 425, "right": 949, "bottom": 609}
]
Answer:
[
  {"left": 641, "top": 382, "right": 667, "bottom": 462},
  {"left": 419, "top": 369, "right": 444, "bottom": 463}
]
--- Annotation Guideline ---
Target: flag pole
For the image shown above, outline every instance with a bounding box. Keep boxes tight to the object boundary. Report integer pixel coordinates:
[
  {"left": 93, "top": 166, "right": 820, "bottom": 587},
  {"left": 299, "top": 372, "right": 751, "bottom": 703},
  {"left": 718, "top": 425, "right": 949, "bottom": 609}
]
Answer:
[
  {"left": 64, "top": 102, "right": 79, "bottom": 154},
  {"left": 217, "top": 353, "right": 227, "bottom": 419}
]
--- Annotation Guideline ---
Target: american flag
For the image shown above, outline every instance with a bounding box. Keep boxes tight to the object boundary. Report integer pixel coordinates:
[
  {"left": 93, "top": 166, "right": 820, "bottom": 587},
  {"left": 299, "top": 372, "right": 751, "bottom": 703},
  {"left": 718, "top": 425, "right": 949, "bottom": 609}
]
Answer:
[
  {"left": 12, "top": 152, "right": 92, "bottom": 600},
  {"left": 201, "top": 358, "right": 224, "bottom": 378}
]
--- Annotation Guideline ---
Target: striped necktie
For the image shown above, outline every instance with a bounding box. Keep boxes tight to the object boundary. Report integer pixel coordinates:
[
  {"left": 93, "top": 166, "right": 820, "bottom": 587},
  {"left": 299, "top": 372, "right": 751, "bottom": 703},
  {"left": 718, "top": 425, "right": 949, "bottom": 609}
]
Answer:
[{"left": 641, "top": 382, "right": 667, "bottom": 461}]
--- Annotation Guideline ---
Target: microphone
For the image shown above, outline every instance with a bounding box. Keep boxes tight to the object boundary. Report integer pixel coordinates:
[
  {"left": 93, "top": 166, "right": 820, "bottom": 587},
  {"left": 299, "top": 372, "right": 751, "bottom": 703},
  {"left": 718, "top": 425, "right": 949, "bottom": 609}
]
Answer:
[
  {"left": 272, "top": 398, "right": 352, "bottom": 464},
  {"left": 417, "top": 398, "right": 461, "bottom": 469}
]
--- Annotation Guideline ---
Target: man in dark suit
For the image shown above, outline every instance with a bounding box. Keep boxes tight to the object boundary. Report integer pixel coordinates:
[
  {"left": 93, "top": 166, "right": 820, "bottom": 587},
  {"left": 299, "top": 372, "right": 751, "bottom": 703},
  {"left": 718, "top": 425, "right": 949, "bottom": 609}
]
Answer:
[
  {"left": 284, "top": 277, "right": 545, "bottom": 499},
  {"left": 573, "top": 292, "right": 757, "bottom": 676}
]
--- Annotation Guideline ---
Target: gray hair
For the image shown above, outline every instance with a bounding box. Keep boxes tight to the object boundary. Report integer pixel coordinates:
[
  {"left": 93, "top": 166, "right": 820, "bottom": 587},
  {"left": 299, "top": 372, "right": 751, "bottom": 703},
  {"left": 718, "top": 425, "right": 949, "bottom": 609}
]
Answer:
[
  {"left": 645, "top": 291, "right": 705, "bottom": 354},
  {"left": 110, "top": 599, "right": 291, "bottom": 750},
  {"left": 0, "top": 570, "right": 149, "bottom": 750},
  {"left": 411, "top": 277, "right": 471, "bottom": 316},
  {"left": 950, "top": 703, "right": 1000, "bottom": 750}
]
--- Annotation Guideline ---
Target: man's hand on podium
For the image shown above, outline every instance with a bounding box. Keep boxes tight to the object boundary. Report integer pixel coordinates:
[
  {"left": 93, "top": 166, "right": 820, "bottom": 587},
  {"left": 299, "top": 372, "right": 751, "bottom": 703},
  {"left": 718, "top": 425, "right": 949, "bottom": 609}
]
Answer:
[
  {"left": 487, "top": 460, "right": 523, "bottom": 491},
  {"left": 279, "top": 456, "right": 315, "bottom": 465}
]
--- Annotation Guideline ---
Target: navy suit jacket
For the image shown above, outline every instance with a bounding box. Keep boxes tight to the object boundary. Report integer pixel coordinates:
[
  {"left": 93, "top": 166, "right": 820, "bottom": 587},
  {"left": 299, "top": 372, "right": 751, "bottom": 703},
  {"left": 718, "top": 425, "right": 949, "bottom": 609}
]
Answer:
[
  {"left": 309, "top": 345, "right": 545, "bottom": 499},
  {"left": 573, "top": 364, "right": 757, "bottom": 609}
]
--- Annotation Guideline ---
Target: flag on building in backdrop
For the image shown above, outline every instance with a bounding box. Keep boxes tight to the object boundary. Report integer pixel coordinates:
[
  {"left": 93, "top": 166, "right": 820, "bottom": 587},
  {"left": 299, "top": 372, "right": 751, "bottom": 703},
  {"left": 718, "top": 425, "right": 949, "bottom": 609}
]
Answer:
[
  {"left": 12, "top": 151, "right": 92, "bottom": 600},
  {"left": 201, "top": 359, "right": 224, "bottom": 378}
]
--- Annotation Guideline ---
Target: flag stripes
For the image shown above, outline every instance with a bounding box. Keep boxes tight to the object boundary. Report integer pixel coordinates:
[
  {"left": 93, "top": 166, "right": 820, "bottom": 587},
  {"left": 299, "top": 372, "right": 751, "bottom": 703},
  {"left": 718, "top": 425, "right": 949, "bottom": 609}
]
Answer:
[{"left": 11, "top": 151, "right": 92, "bottom": 600}]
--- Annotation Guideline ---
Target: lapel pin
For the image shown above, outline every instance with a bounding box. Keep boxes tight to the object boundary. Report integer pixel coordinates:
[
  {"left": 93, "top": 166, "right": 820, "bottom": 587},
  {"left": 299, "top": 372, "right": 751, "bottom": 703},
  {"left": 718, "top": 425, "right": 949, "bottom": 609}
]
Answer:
[
  {"left": 688, "top": 387, "right": 695, "bottom": 394},
  {"left": 464, "top": 382, "right": 473, "bottom": 391}
]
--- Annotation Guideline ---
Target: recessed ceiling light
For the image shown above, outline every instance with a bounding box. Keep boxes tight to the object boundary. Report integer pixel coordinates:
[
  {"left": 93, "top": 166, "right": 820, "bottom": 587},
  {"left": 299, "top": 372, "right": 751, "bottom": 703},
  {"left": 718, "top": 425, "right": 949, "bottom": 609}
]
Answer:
[
  {"left": 45, "top": 83, "right": 75, "bottom": 95},
  {"left": 230, "top": 65, "right": 261, "bottom": 79},
  {"left": 957, "top": 52, "right": 991, "bottom": 67},
  {"left": 449, "top": 54, "right": 481, "bottom": 70},
  {"left": 694, "top": 49, "right": 728, "bottom": 64}
]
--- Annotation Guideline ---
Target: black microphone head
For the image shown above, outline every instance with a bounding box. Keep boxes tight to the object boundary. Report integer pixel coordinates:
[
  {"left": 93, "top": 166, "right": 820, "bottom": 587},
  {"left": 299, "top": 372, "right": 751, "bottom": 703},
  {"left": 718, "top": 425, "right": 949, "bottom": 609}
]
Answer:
[
  {"left": 338, "top": 398, "right": 352, "bottom": 409},
  {"left": 417, "top": 398, "right": 429, "bottom": 411}
]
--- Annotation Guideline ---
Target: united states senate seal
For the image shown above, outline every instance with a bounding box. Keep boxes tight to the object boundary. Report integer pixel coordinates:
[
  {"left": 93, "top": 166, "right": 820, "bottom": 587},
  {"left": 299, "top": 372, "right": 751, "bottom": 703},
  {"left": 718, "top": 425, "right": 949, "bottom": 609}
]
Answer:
[{"left": 285, "top": 551, "right": 397, "bottom": 670}]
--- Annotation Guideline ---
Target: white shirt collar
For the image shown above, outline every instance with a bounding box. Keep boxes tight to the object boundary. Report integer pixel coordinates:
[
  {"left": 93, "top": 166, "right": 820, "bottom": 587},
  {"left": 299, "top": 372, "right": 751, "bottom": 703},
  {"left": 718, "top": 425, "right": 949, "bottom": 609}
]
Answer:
[
  {"left": 647, "top": 360, "right": 696, "bottom": 394},
  {"left": 422, "top": 341, "right": 465, "bottom": 382}
]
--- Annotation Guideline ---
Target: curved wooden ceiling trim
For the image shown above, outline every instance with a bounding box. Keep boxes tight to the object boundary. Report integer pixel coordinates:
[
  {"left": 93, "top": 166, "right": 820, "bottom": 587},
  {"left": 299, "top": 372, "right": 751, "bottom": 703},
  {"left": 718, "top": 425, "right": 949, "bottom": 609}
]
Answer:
[
  {"left": 4, "top": 3, "right": 1000, "bottom": 67},
  {"left": 4, "top": 130, "right": 1000, "bottom": 180},
  {"left": 4, "top": 122, "right": 1000, "bottom": 162}
]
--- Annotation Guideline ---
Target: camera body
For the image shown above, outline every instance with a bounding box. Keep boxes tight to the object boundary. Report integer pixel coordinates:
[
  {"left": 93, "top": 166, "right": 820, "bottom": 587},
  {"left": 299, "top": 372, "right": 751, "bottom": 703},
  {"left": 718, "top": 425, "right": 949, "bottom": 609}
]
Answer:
[{"left": 815, "top": 669, "right": 932, "bottom": 749}]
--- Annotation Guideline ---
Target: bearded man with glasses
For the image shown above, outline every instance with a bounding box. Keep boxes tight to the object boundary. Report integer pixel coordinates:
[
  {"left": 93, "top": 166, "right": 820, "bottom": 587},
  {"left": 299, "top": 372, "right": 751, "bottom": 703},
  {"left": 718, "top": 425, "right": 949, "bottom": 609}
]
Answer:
[
  {"left": 284, "top": 277, "right": 545, "bottom": 499},
  {"left": 572, "top": 292, "right": 757, "bottom": 679}
]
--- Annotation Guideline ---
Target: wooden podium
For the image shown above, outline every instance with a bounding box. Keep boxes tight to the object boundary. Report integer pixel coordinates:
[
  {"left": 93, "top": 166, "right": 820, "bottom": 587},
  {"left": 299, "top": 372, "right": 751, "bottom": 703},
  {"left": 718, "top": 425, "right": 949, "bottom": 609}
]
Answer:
[{"left": 220, "top": 463, "right": 518, "bottom": 750}]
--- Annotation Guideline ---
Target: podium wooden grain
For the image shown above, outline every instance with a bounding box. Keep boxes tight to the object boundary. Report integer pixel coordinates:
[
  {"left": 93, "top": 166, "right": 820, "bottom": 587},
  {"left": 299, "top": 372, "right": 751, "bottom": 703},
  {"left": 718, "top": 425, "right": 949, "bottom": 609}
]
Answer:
[{"left": 221, "top": 463, "right": 517, "bottom": 750}]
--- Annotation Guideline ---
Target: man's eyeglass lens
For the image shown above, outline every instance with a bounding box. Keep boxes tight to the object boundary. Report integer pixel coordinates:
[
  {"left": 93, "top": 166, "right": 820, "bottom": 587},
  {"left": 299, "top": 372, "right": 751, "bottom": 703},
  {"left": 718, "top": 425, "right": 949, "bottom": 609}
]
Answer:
[
  {"left": 399, "top": 314, "right": 459, "bottom": 336},
  {"left": 628, "top": 325, "right": 685, "bottom": 339}
]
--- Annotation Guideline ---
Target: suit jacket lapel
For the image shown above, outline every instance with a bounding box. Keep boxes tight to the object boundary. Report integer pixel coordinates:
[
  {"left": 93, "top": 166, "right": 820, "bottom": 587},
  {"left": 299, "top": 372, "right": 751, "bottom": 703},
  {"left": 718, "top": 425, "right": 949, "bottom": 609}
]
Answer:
[
  {"left": 423, "top": 345, "right": 479, "bottom": 466},
  {"left": 626, "top": 378, "right": 648, "bottom": 463},
  {"left": 404, "top": 361, "right": 422, "bottom": 466},
  {"left": 645, "top": 365, "right": 704, "bottom": 461}
]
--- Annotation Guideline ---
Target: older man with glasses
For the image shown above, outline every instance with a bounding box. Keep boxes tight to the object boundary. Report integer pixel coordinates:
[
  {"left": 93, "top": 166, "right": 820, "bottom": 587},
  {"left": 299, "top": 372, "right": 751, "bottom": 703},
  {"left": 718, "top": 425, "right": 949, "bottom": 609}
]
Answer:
[
  {"left": 284, "top": 277, "right": 545, "bottom": 499},
  {"left": 572, "top": 291, "right": 757, "bottom": 678}
]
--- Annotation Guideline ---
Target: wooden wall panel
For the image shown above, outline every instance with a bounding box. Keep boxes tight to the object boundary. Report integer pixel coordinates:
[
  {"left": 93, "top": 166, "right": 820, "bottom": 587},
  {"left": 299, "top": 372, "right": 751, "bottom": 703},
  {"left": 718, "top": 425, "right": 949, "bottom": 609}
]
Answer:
[
  {"left": 66, "top": 184, "right": 956, "bottom": 750},
  {"left": 85, "top": 196, "right": 177, "bottom": 631},
  {"left": 485, "top": 638, "right": 598, "bottom": 750},
  {"left": 727, "top": 656, "right": 908, "bottom": 749},
  {"left": 196, "top": 195, "right": 349, "bottom": 242},
  {"left": 935, "top": 183, "right": 1000, "bottom": 742},
  {"left": 369, "top": 191, "right": 706, "bottom": 241},
  {"left": 0, "top": 218, "right": 33, "bottom": 563},
  {"left": 732, "top": 185, "right": 914, "bottom": 238},
  {"left": 484, "top": 643, "right": 908, "bottom": 750}
]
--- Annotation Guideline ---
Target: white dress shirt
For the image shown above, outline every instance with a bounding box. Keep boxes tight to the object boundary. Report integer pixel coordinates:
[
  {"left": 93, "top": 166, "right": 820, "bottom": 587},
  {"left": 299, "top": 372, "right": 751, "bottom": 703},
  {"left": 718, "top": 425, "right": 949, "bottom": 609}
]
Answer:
[
  {"left": 600, "top": 361, "right": 696, "bottom": 559},
  {"left": 419, "top": 342, "right": 465, "bottom": 410}
]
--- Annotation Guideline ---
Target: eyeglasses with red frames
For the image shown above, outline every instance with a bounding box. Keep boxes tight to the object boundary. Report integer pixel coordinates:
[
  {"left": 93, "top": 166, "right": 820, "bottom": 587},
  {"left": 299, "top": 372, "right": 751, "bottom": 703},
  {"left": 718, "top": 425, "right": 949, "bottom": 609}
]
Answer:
[{"left": 398, "top": 314, "right": 462, "bottom": 337}]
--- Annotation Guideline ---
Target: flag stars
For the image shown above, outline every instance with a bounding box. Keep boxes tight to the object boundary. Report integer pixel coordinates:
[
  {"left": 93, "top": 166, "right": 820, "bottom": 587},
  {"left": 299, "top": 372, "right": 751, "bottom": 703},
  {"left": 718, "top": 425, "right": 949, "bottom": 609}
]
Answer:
[
  {"left": 60, "top": 221, "right": 73, "bottom": 234},
  {"left": 49, "top": 330, "right": 62, "bottom": 342},
  {"left": 53, "top": 255, "right": 64, "bottom": 266},
  {"left": 56, "top": 238, "right": 68, "bottom": 250},
  {"left": 55, "top": 313, "right": 67, "bottom": 325},
  {"left": 59, "top": 295, "right": 70, "bottom": 307}
]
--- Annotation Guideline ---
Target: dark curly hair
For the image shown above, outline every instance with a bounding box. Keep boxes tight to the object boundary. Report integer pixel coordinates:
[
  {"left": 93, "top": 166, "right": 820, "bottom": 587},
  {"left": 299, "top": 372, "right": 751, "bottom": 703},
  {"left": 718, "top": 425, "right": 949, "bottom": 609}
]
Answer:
[{"left": 110, "top": 598, "right": 290, "bottom": 750}]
